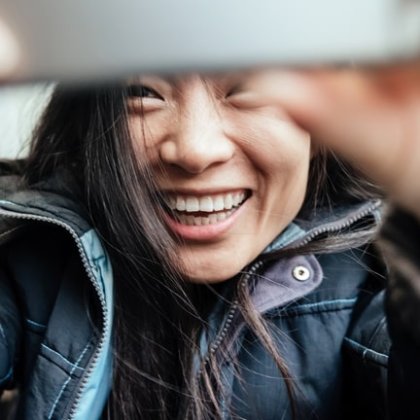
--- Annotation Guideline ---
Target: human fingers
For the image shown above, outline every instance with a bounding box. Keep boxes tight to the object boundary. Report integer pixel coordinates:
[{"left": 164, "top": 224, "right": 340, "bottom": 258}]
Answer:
[
  {"left": 253, "top": 68, "right": 420, "bottom": 216},
  {"left": 0, "top": 17, "right": 20, "bottom": 81}
]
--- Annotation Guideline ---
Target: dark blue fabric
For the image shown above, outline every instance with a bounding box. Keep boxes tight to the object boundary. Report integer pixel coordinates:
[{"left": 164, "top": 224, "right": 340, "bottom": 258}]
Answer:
[{"left": 0, "top": 168, "right": 401, "bottom": 420}]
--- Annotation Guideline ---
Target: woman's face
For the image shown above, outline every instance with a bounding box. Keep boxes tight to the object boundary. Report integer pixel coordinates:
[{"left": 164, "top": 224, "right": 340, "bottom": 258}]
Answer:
[{"left": 128, "top": 70, "right": 311, "bottom": 283}]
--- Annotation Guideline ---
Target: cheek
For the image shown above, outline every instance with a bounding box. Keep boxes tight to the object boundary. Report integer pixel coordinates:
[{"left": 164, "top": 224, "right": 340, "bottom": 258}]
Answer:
[
  {"left": 232, "top": 113, "right": 311, "bottom": 176},
  {"left": 235, "top": 114, "right": 311, "bottom": 223},
  {"left": 128, "top": 114, "right": 170, "bottom": 164},
  {"left": 128, "top": 115, "right": 146, "bottom": 150}
]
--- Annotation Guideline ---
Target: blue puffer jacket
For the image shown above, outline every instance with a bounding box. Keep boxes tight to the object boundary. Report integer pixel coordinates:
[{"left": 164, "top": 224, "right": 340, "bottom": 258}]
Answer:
[{"left": 0, "top": 165, "right": 416, "bottom": 420}]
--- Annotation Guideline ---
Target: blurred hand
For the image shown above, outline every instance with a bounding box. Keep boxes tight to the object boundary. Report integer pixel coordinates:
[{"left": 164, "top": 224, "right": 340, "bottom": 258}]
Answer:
[
  {"left": 0, "top": 17, "right": 20, "bottom": 80},
  {"left": 255, "top": 64, "right": 420, "bottom": 218}
]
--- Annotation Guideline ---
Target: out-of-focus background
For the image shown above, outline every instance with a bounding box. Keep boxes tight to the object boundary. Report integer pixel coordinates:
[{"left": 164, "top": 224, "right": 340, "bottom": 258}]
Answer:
[{"left": 0, "top": 84, "right": 51, "bottom": 159}]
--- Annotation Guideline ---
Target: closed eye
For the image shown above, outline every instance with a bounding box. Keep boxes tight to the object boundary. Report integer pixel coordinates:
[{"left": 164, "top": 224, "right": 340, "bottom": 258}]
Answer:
[
  {"left": 127, "top": 84, "right": 164, "bottom": 101},
  {"left": 225, "top": 83, "right": 262, "bottom": 109},
  {"left": 225, "top": 83, "right": 243, "bottom": 98}
]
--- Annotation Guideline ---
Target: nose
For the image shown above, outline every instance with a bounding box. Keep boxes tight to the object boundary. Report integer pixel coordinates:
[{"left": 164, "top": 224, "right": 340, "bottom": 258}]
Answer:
[{"left": 158, "top": 89, "right": 235, "bottom": 174}]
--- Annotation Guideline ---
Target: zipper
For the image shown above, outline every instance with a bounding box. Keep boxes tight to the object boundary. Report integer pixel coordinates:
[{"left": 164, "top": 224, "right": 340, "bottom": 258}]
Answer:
[
  {"left": 0, "top": 198, "right": 381, "bottom": 417},
  {"left": 191, "top": 260, "right": 263, "bottom": 420},
  {"left": 290, "top": 199, "right": 382, "bottom": 249},
  {"left": 199, "top": 260, "right": 264, "bottom": 372},
  {"left": 193, "top": 200, "right": 382, "bottom": 418},
  {"left": 0, "top": 204, "right": 108, "bottom": 420},
  {"left": 201, "top": 199, "right": 382, "bottom": 365}
]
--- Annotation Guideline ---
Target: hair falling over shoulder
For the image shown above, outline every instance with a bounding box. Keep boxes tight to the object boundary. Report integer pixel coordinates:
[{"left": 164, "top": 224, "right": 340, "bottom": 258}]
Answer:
[{"left": 23, "top": 84, "right": 381, "bottom": 420}]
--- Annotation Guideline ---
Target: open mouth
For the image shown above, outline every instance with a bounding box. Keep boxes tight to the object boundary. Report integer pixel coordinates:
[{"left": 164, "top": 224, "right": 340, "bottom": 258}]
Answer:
[{"left": 163, "top": 190, "right": 250, "bottom": 226}]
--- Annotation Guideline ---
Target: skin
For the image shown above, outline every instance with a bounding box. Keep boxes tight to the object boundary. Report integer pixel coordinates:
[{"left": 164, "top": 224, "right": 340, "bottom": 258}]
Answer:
[
  {"left": 0, "top": 11, "right": 419, "bottom": 217},
  {"left": 1, "top": 20, "right": 419, "bottom": 275},
  {"left": 254, "top": 66, "right": 420, "bottom": 219},
  {"left": 0, "top": 18, "right": 20, "bottom": 79},
  {"left": 127, "top": 72, "right": 312, "bottom": 282},
  {"left": 126, "top": 65, "right": 420, "bottom": 282}
]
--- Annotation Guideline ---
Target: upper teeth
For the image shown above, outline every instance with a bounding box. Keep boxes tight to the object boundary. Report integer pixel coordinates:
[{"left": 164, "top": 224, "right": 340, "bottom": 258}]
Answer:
[{"left": 167, "top": 191, "right": 246, "bottom": 213}]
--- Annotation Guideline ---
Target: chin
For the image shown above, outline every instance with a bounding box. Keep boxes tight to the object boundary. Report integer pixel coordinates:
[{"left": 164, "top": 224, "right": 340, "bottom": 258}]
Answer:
[
  {"left": 182, "top": 271, "right": 235, "bottom": 284},
  {"left": 181, "top": 263, "right": 243, "bottom": 284},
  {"left": 177, "top": 241, "right": 265, "bottom": 284}
]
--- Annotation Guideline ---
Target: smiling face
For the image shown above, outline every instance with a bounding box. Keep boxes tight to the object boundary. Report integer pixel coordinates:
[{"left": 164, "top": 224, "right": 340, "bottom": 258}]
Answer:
[{"left": 127, "top": 70, "right": 311, "bottom": 283}]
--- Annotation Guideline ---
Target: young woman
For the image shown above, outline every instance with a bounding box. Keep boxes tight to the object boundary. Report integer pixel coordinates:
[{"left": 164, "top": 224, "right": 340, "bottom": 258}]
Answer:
[{"left": 1, "top": 67, "right": 420, "bottom": 420}]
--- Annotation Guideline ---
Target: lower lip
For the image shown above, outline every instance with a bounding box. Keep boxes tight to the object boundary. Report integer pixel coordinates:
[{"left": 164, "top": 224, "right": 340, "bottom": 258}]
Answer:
[{"left": 162, "top": 200, "right": 248, "bottom": 241}]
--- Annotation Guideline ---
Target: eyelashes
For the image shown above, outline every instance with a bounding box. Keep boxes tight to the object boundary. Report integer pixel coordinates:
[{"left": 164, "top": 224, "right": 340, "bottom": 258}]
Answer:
[
  {"left": 127, "top": 84, "right": 164, "bottom": 101},
  {"left": 127, "top": 83, "right": 246, "bottom": 100},
  {"left": 125, "top": 81, "right": 254, "bottom": 115},
  {"left": 225, "top": 83, "right": 244, "bottom": 98}
]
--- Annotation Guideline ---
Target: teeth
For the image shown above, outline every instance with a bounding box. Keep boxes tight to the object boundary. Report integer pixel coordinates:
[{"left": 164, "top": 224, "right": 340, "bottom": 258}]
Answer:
[
  {"left": 176, "top": 209, "right": 236, "bottom": 226},
  {"left": 168, "top": 191, "right": 247, "bottom": 213},
  {"left": 208, "top": 214, "right": 219, "bottom": 224},
  {"left": 199, "top": 196, "right": 213, "bottom": 212},
  {"left": 233, "top": 192, "right": 244, "bottom": 207},
  {"left": 185, "top": 197, "right": 199, "bottom": 212},
  {"left": 176, "top": 197, "right": 186, "bottom": 211},
  {"left": 224, "top": 193, "right": 233, "bottom": 210},
  {"left": 213, "top": 196, "right": 225, "bottom": 211}
]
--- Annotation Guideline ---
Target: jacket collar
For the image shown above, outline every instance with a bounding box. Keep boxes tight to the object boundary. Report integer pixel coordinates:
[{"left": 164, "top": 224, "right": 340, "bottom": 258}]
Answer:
[
  {"left": 265, "top": 199, "right": 382, "bottom": 253},
  {"left": 0, "top": 167, "right": 383, "bottom": 319},
  {"left": 201, "top": 198, "right": 382, "bottom": 367},
  {"left": 0, "top": 166, "right": 383, "bottom": 412},
  {"left": 0, "top": 168, "right": 90, "bottom": 237},
  {"left": 252, "top": 198, "right": 382, "bottom": 313}
]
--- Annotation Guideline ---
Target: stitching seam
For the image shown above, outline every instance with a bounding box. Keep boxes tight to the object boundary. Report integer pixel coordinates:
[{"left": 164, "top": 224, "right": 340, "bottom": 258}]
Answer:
[
  {"left": 269, "top": 298, "right": 358, "bottom": 317},
  {"left": 26, "top": 319, "right": 47, "bottom": 329},
  {"left": 344, "top": 337, "right": 389, "bottom": 365},
  {"left": 41, "top": 344, "right": 84, "bottom": 373},
  {"left": 0, "top": 227, "right": 23, "bottom": 243},
  {"left": 286, "top": 298, "right": 358, "bottom": 311},
  {"left": 367, "top": 316, "right": 387, "bottom": 348},
  {"left": 47, "top": 341, "right": 90, "bottom": 419}
]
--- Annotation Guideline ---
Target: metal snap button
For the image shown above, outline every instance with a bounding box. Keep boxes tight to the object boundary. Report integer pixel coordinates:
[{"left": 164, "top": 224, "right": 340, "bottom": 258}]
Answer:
[{"left": 292, "top": 265, "right": 310, "bottom": 281}]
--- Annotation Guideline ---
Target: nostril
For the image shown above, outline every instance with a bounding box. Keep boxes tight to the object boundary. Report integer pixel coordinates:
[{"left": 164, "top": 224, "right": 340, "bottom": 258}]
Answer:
[
  {"left": 158, "top": 141, "right": 178, "bottom": 165},
  {"left": 158, "top": 130, "right": 235, "bottom": 174}
]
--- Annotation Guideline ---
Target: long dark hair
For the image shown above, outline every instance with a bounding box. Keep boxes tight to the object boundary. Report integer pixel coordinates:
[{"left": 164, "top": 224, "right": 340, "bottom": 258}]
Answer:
[{"left": 22, "top": 83, "right": 381, "bottom": 419}]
